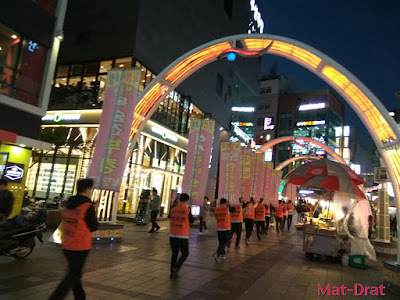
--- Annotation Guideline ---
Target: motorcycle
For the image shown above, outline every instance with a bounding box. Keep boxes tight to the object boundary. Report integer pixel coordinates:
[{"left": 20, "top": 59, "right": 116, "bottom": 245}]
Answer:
[{"left": 0, "top": 209, "right": 47, "bottom": 259}]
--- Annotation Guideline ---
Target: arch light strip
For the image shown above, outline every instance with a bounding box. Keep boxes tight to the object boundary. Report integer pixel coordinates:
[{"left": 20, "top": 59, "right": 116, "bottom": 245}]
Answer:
[{"left": 275, "top": 155, "right": 322, "bottom": 171}]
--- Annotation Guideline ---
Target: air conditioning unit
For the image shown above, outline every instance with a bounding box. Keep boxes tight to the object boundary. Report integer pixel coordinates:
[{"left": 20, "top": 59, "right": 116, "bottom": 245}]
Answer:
[{"left": 374, "top": 167, "right": 389, "bottom": 183}]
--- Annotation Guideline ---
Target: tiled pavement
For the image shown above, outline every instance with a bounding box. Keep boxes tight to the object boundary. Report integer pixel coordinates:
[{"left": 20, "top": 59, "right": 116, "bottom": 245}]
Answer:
[{"left": 0, "top": 217, "right": 398, "bottom": 300}]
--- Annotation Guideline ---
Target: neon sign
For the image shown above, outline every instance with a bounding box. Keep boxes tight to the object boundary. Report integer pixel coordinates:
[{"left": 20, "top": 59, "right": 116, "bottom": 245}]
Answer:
[
  {"left": 264, "top": 117, "right": 274, "bottom": 130},
  {"left": 249, "top": 0, "right": 264, "bottom": 33},
  {"left": 42, "top": 113, "right": 81, "bottom": 122},
  {"left": 232, "top": 107, "right": 255, "bottom": 112},
  {"left": 151, "top": 127, "right": 178, "bottom": 143},
  {"left": 296, "top": 120, "right": 326, "bottom": 127},
  {"left": 231, "top": 123, "right": 251, "bottom": 144},
  {"left": 298, "top": 103, "right": 326, "bottom": 111}
]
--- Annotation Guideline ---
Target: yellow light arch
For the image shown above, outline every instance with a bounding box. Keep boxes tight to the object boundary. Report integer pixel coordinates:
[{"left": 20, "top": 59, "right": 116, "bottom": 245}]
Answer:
[
  {"left": 125, "top": 34, "right": 400, "bottom": 261},
  {"left": 275, "top": 155, "right": 322, "bottom": 171}
]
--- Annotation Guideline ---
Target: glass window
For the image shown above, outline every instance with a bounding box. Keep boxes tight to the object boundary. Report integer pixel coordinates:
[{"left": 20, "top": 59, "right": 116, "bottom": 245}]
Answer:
[
  {"left": 145, "top": 69, "right": 152, "bottom": 86},
  {"left": 70, "top": 64, "right": 83, "bottom": 77},
  {"left": 99, "top": 60, "right": 112, "bottom": 73},
  {"left": 116, "top": 57, "right": 132, "bottom": 68},
  {"left": 84, "top": 62, "right": 98, "bottom": 77},
  {"left": 56, "top": 65, "right": 69, "bottom": 78},
  {"left": 344, "top": 137, "right": 349, "bottom": 148}
]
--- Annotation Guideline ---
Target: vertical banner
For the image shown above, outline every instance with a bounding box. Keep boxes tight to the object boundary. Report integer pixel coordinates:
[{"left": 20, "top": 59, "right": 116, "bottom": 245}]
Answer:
[
  {"left": 251, "top": 153, "right": 265, "bottom": 201},
  {"left": 285, "top": 183, "right": 297, "bottom": 202},
  {"left": 262, "top": 163, "right": 274, "bottom": 201},
  {"left": 241, "top": 147, "right": 252, "bottom": 201},
  {"left": 182, "top": 119, "right": 215, "bottom": 205},
  {"left": 218, "top": 142, "right": 241, "bottom": 204},
  {"left": 272, "top": 170, "right": 283, "bottom": 206},
  {"left": 88, "top": 68, "right": 141, "bottom": 191}
]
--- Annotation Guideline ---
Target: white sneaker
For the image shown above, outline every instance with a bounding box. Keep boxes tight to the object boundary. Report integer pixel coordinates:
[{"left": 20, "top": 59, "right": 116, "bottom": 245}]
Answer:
[
  {"left": 199, "top": 232, "right": 203, "bottom": 235},
  {"left": 213, "top": 253, "right": 220, "bottom": 263}
]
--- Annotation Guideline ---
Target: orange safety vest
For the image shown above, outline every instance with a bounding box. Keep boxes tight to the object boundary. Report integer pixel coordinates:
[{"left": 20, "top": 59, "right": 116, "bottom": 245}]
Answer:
[
  {"left": 244, "top": 203, "right": 256, "bottom": 220},
  {"left": 265, "top": 204, "right": 271, "bottom": 216},
  {"left": 62, "top": 202, "right": 93, "bottom": 251},
  {"left": 215, "top": 204, "right": 231, "bottom": 230},
  {"left": 284, "top": 204, "right": 288, "bottom": 216},
  {"left": 275, "top": 204, "right": 285, "bottom": 218},
  {"left": 230, "top": 205, "right": 243, "bottom": 223},
  {"left": 287, "top": 203, "right": 293, "bottom": 215},
  {"left": 255, "top": 204, "right": 265, "bottom": 221},
  {"left": 170, "top": 202, "right": 190, "bottom": 239}
]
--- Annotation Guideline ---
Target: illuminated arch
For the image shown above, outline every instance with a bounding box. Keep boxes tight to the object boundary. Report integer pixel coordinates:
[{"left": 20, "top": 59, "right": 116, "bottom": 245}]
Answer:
[
  {"left": 126, "top": 34, "right": 400, "bottom": 257},
  {"left": 275, "top": 155, "right": 322, "bottom": 171},
  {"left": 255, "top": 136, "right": 345, "bottom": 164}
]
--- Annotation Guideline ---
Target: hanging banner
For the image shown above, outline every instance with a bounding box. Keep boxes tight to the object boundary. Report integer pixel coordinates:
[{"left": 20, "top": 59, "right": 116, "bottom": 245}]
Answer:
[
  {"left": 88, "top": 68, "right": 141, "bottom": 191},
  {"left": 182, "top": 119, "right": 215, "bottom": 205},
  {"left": 250, "top": 153, "right": 264, "bottom": 201},
  {"left": 218, "top": 142, "right": 241, "bottom": 204},
  {"left": 240, "top": 147, "right": 253, "bottom": 201},
  {"left": 284, "top": 183, "right": 297, "bottom": 202},
  {"left": 262, "top": 162, "right": 274, "bottom": 201},
  {"left": 272, "top": 170, "right": 283, "bottom": 206}
]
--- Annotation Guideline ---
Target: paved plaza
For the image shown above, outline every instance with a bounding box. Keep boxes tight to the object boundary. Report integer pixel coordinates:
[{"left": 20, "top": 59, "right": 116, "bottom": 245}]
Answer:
[{"left": 0, "top": 218, "right": 397, "bottom": 300}]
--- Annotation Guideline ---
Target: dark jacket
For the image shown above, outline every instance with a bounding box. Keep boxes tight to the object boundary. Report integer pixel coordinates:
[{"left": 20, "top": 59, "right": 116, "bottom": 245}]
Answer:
[
  {"left": 65, "top": 194, "right": 99, "bottom": 232},
  {"left": 0, "top": 189, "right": 14, "bottom": 217}
]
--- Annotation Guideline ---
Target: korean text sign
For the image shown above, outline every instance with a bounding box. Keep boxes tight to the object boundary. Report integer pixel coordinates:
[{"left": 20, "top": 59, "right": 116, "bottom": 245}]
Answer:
[{"left": 218, "top": 142, "right": 241, "bottom": 204}]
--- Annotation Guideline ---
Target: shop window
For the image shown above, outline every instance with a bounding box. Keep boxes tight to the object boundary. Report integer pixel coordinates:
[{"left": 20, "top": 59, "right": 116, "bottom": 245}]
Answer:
[
  {"left": 70, "top": 64, "right": 83, "bottom": 77},
  {"left": 145, "top": 69, "right": 152, "bottom": 86},
  {"left": 265, "top": 87, "right": 272, "bottom": 93},
  {"left": 99, "top": 60, "right": 113, "bottom": 73},
  {"left": 84, "top": 62, "right": 98, "bottom": 77},
  {"left": 56, "top": 65, "right": 69, "bottom": 78},
  {"left": 116, "top": 57, "right": 132, "bottom": 68}
]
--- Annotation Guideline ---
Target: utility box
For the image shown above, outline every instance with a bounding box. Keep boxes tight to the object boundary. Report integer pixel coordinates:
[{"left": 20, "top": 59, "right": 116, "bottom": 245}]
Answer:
[{"left": 135, "top": 189, "right": 151, "bottom": 225}]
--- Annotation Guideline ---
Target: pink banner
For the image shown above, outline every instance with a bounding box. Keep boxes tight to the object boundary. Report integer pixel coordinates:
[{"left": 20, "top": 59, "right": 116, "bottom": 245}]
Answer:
[
  {"left": 241, "top": 147, "right": 252, "bottom": 201},
  {"left": 263, "top": 163, "right": 274, "bottom": 201},
  {"left": 218, "top": 142, "right": 241, "bottom": 204},
  {"left": 251, "top": 153, "right": 265, "bottom": 201},
  {"left": 272, "top": 171, "right": 283, "bottom": 206},
  {"left": 88, "top": 69, "right": 141, "bottom": 191},
  {"left": 182, "top": 119, "right": 215, "bottom": 205}
]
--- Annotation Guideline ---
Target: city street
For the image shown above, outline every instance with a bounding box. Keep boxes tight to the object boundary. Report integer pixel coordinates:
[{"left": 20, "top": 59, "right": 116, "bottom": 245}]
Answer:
[{"left": 0, "top": 218, "right": 397, "bottom": 300}]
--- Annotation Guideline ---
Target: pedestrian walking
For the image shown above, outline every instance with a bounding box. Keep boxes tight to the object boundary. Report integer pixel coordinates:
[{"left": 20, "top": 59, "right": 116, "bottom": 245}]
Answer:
[
  {"left": 149, "top": 188, "right": 161, "bottom": 233},
  {"left": 264, "top": 201, "right": 272, "bottom": 234},
  {"left": 228, "top": 199, "right": 243, "bottom": 249},
  {"left": 49, "top": 179, "right": 99, "bottom": 300},
  {"left": 281, "top": 200, "right": 287, "bottom": 232},
  {"left": 254, "top": 199, "right": 266, "bottom": 240},
  {"left": 275, "top": 200, "right": 284, "bottom": 234},
  {"left": 287, "top": 200, "right": 293, "bottom": 230},
  {"left": 214, "top": 198, "right": 232, "bottom": 263},
  {"left": 199, "top": 196, "right": 210, "bottom": 234},
  {"left": 169, "top": 193, "right": 194, "bottom": 279},
  {"left": 243, "top": 197, "right": 258, "bottom": 245},
  {"left": 0, "top": 179, "right": 14, "bottom": 222}
]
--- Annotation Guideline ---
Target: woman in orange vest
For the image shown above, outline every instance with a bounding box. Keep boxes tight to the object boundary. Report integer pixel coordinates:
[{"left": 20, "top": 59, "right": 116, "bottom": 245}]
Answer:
[
  {"left": 255, "top": 199, "right": 266, "bottom": 240},
  {"left": 275, "top": 200, "right": 285, "bottom": 234},
  {"left": 243, "top": 197, "right": 258, "bottom": 245},
  {"left": 169, "top": 193, "right": 194, "bottom": 278},
  {"left": 214, "top": 198, "right": 232, "bottom": 263},
  {"left": 228, "top": 198, "right": 243, "bottom": 249},
  {"left": 264, "top": 201, "right": 272, "bottom": 234},
  {"left": 49, "top": 179, "right": 99, "bottom": 300},
  {"left": 287, "top": 200, "right": 294, "bottom": 230}
]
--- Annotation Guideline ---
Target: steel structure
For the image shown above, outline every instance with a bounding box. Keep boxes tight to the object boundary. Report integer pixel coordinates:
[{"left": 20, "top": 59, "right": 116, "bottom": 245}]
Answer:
[
  {"left": 275, "top": 155, "right": 322, "bottom": 171},
  {"left": 125, "top": 34, "right": 400, "bottom": 262}
]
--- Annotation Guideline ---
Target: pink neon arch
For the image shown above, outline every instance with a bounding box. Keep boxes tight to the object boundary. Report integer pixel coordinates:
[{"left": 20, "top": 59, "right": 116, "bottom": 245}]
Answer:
[{"left": 275, "top": 155, "right": 322, "bottom": 171}]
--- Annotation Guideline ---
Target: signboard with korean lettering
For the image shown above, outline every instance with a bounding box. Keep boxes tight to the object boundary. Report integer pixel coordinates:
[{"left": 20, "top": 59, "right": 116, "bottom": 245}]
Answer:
[
  {"left": 250, "top": 153, "right": 264, "bottom": 200},
  {"left": 284, "top": 183, "right": 297, "bottom": 202},
  {"left": 272, "top": 170, "right": 283, "bottom": 206},
  {"left": 262, "top": 162, "right": 274, "bottom": 201},
  {"left": 182, "top": 119, "right": 215, "bottom": 206},
  {"left": 218, "top": 142, "right": 241, "bottom": 204},
  {"left": 240, "top": 147, "right": 252, "bottom": 201},
  {"left": 88, "top": 68, "right": 141, "bottom": 191}
]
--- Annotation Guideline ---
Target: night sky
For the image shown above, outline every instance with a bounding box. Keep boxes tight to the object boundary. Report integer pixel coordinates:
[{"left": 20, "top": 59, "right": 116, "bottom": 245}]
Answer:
[{"left": 258, "top": 0, "right": 400, "bottom": 147}]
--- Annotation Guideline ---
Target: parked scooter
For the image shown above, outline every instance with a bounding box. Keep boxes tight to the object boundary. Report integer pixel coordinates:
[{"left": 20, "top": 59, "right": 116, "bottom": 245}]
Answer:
[{"left": 0, "top": 209, "right": 47, "bottom": 259}]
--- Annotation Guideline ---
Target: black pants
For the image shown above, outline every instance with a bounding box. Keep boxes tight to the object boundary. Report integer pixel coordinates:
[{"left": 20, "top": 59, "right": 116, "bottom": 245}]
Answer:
[
  {"left": 281, "top": 216, "right": 287, "bottom": 231},
  {"left": 265, "top": 215, "right": 271, "bottom": 232},
  {"left": 49, "top": 250, "right": 89, "bottom": 300},
  {"left": 244, "top": 218, "right": 254, "bottom": 240},
  {"left": 216, "top": 231, "right": 230, "bottom": 257},
  {"left": 287, "top": 214, "right": 293, "bottom": 229},
  {"left": 170, "top": 237, "right": 189, "bottom": 273},
  {"left": 229, "top": 222, "right": 242, "bottom": 247},
  {"left": 150, "top": 210, "right": 160, "bottom": 231},
  {"left": 275, "top": 217, "right": 282, "bottom": 233},
  {"left": 255, "top": 221, "right": 265, "bottom": 240},
  {"left": 199, "top": 217, "right": 207, "bottom": 232}
]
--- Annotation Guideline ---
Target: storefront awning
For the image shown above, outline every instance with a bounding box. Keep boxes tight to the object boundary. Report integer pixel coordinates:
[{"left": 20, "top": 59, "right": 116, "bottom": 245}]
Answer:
[{"left": 0, "top": 129, "right": 52, "bottom": 150}]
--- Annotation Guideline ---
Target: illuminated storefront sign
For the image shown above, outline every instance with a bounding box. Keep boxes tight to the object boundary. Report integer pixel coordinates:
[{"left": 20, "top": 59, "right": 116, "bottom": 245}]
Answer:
[
  {"left": 232, "top": 107, "right": 255, "bottom": 112},
  {"left": 298, "top": 103, "right": 326, "bottom": 111},
  {"left": 249, "top": 0, "right": 264, "bottom": 33},
  {"left": 299, "top": 189, "right": 314, "bottom": 195},
  {"left": 314, "top": 136, "right": 325, "bottom": 144},
  {"left": 296, "top": 120, "right": 326, "bottom": 127},
  {"left": 4, "top": 163, "right": 24, "bottom": 183},
  {"left": 264, "top": 117, "right": 274, "bottom": 130},
  {"left": 232, "top": 122, "right": 254, "bottom": 127},
  {"left": 42, "top": 113, "right": 81, "bottom": 122},
  {"left": 231, "top": 123, "right": 251, "bottom": 144},
  {"left": 151, "top": 126, "right": 178, "bottom": 143}
]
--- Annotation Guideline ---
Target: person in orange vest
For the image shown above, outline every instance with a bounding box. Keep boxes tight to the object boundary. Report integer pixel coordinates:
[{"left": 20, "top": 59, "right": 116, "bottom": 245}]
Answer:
[
  {"left": 214, "top": 198, "right": 233, "bottom": 263},
  {"left": 255, "top": 199, "right": 266, "bottom": 240},
  {"left": 287, "top": 200, "right": 294, "bottom": 230},
  {"left": 228, "top": 198, "right": 243, "bottom": 249},
  {"left": 264, "top": 201, "right": 272, "bottom": 235},
  {"left": 243, "top": 197, "right": 258, "bottom": 245},
  {"left": 169, "top": 193, "right": 194, "bottom": 279},
  {"left": 281, "top": 200, "right": 288, "bottom": 232},
  {"left": 275, "top": 200, "right": 285, "bottom": 234},
  {"left": 49, "top": 179, "right": 99, "bottom": 300}
]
